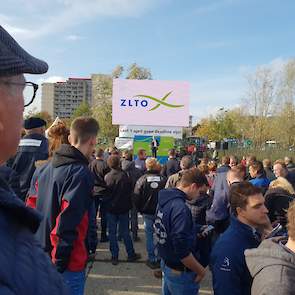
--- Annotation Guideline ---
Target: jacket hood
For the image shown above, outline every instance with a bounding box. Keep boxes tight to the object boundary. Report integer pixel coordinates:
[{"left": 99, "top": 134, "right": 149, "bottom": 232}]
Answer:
[
  {"left": 0, "top": 177, "right": 42, "bottom": 233},
  {"left": 245, "top": 238, "right": 295, "bottom": 278},
  {"left": 52, "top": 144, "right": 89, "bottom": 168},
  {"left": 158, "top": 188, "right": 186, "bottom": 207}
]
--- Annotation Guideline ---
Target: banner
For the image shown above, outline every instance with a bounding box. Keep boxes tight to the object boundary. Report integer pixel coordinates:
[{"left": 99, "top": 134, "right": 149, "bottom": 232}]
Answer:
[
  {"left": 133, "top": 135, "right": 175, "bottom": 164},
  {"left": 119, "top": 125, "right": 183, "bottom": 139},
  {"left": 112, "top": 79, "right": 189, "bottom": 127}
]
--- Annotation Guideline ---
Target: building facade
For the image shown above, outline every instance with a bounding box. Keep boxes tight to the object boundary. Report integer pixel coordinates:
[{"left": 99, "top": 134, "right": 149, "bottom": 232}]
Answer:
[{"left": 41, "top": 78, "right": 92, "bottom": 118}]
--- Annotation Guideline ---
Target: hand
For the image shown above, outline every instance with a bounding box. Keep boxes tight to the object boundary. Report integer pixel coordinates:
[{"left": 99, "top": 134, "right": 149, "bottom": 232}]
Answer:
[{"left": 195, "top": 268, "right": 206, "bottom": 283}]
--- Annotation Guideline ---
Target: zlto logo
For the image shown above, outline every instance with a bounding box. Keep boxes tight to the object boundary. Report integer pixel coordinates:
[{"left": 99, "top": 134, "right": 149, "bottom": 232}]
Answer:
[{"left": 120, "top": 91, "right": 184, "bottom": 112}]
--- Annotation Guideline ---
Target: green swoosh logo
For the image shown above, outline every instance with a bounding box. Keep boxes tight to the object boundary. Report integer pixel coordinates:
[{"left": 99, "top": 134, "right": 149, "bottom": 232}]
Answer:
[{"left": 134, "top": 91, "right": 184, "bottom": 111}]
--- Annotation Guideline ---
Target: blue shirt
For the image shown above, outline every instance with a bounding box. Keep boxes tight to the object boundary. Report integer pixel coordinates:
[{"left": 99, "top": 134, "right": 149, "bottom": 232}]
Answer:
[{"left": 210, "top": 216, "right": 261, "bottom": 295}]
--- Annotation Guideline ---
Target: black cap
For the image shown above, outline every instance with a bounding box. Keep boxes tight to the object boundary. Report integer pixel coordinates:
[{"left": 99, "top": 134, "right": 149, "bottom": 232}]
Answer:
[
  {"left": 24, "top": 117, "right": 46, "bottom": 130},
  {"left": 0, "top": 26, "right": 48, "bottom": 77}
]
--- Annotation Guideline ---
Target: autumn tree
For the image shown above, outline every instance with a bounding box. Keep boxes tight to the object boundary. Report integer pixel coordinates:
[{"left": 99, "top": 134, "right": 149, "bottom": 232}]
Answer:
[{"left": 71, "top": 101, "right": 92, "bottom": 119}]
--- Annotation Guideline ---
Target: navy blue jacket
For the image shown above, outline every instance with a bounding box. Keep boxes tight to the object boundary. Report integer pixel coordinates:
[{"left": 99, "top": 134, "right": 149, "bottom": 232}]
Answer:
[
  {"left": 210, "top": 216, "right": 261, "bottom": 295},
  {"left": 206, "top": 166, "right": 230, "bottom": 223},
  {"left": 0, "top": 176, "right": 69, "bottom": 294},
  {"left": 9, "top": 133, "right": 48, "bottom": 200},
  {"left": 0, "top": 164, "right": 21, "bottom": 196},
  {"left": 27, "top": 144, "right": 94, "bottom": 273},
  {"left": 161, "top": 158, "right": 181, "bottom": 178},
  {"left": 155, "top": 188, "right": 196, "bottom": 266}
]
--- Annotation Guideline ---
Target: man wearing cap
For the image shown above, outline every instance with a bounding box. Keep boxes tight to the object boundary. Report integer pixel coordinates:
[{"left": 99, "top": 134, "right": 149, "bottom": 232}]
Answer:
[
  {"left": 9, "top": 116, "right": 48, "bottom": 200},
  {"left": 0, "top": 25, "right": 69, "bottom": 293}
]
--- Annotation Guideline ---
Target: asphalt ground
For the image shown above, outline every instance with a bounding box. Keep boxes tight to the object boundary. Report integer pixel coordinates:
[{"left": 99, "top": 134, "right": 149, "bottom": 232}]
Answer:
[{"left": 85, "top": 217, "right": 213, "bottom": 295}]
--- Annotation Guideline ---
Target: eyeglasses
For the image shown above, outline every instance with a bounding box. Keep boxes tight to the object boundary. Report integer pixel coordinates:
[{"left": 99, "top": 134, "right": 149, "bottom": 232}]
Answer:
[{"left": 0, "top": 81, "right": 38, "bottom": 107}]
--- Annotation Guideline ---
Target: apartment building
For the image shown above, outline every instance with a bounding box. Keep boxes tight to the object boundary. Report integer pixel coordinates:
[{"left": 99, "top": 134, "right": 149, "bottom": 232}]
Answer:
[{"left": 41, "top": 78, "right": 92, "bottom": 118}]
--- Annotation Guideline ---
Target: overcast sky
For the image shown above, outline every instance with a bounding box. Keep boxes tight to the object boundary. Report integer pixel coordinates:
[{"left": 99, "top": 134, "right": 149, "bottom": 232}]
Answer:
[{"left": 2, "top": 0, "right": 295, "bottom": 122}]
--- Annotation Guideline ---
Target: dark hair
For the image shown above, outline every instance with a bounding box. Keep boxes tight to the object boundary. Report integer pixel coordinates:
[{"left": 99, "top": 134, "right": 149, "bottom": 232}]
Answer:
[
  {"left": 229, "top": 182, "right": 262, "bottom": 216},
  {"left": 96, "top": 148, "right": 104, "bottom": 158},
  {"left": 107, "top": 155, "right": 120, "bottom": 169},
  {"left": 168, "top": 149, "right": 176, "bottom": 157},
  {"left": 250, "top": 161, "right": 264, "bottom": 175},
  {"left": 70, "top": 117, "right": 99, "bottom": 144},
  {"left": 179, "top": 168, "right": 209, "bottom": 187},
  {"left": 181, "top": 155, "right": 193, "bottom": 170}
]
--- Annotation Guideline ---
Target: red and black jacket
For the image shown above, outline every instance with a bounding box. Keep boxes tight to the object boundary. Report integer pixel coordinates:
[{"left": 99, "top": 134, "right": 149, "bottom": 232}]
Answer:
[{"left": 26, "top": 144, "right": 94, "bottom": 273}]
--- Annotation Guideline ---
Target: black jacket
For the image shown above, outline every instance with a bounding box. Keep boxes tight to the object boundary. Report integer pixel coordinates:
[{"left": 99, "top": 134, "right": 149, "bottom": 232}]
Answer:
[
  {"left": 8, "top": 133, "right": 48, "bottom": 200},
  {"left": 104, "top": 168, "right": 133, "bottom": 214},
  {"left": 133, "top": 170, "right": 166, "bottom": 215},
  {"left": 0, "top": 177, "right": 69, "bottom": 294},
  {"left": 89, "top": 158, "right": 110, "bottom": 197},
  {"left": 121, "top": 159, "right": 143, "bottom": 188},
  {"left": 26, "top": 144, "right": 94, "bottom": 273},
  {"left": 161, "top": 158, "right": 180, "bottom": 178}
]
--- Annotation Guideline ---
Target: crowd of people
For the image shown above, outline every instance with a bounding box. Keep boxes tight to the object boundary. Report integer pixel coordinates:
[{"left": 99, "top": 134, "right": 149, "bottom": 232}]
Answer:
[{"left": 1, "top": 25, "right": 295, "bottom": 295}]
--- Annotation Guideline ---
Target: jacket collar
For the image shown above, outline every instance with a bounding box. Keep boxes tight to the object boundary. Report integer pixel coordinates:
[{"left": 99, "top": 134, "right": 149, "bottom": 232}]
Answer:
[
  {"left": 52, "top": 144, "right": 89, "bottom": 168},
  {"left": 230, "top": 215, "right": 261, "bottom": 242}
]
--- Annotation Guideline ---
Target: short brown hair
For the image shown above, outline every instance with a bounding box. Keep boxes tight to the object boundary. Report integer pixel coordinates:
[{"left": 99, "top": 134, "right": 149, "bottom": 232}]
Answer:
[
  {"left": 122, "top": 150, "right": 133, "bottom": 161},
  {"left": 274, "top": 159, "right": 287, "bottom": 169},
  {"left": 287, "top": 201, "right": 295, "bottom": 240},
  {"left": 221, "top": 156, "right": 230, "bottom": 165},
  {"left": 198, "top": 163, "right": 209, "bottom": 174},
  {"left": 249, "top": 161, "right": 264, "bottom": 174},
  {"left": 229, "top": 182, "right": 262, "bottom": 216},
  {"left": 96, "top": 148, "right": 104, "bottom": 158},
  {"left": 227, "top": 164, "right": 246, "bottom": 180},
  {"left": 229, "top": 155, "right": 238, "bottom": 165},
  {"left": 180, "top": 155, "right": 193, "bottom": 170},
  {"left": 70, "top": 117, "right": 99, "bottom": 144},
  {"left": 107, "top": 155, "right": 120, "bottom": 169},
  {"left": 179, "top": 168, "right": 209, "bottom": 188},
  {"left": 137, "top": 148, "right": 146, "bottom": 156},
  {"left": 263, "top": 158, "right": 271, "bottom": 168}
]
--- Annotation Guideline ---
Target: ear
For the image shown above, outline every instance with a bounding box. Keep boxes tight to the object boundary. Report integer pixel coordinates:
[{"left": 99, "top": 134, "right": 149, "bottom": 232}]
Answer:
[
  {"left": 68, "top": 134, "right": 73, "bottom": 145},
  {"left": 236, "top": 207, "right": 244, "bottom": 217},
  {"left": 90, "top": 136, "right": 97, "bottom": 146}
]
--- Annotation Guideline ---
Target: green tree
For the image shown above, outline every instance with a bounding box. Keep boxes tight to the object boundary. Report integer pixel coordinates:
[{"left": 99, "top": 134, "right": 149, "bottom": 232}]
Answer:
[
  {"left": 24, "top": 109, "right": 53, "bottom": 126},
  {"left": 71, "top": 101, "right": 92, "bottom": 119},
  {"left": 112, "top": 65, "right": 124, "bottom": 78},
  {"left": 126, "top": 63, "right": 152, "bottom": 80},
  {"left": 92, "top": 101, "right": 118, "bottom": 143}
]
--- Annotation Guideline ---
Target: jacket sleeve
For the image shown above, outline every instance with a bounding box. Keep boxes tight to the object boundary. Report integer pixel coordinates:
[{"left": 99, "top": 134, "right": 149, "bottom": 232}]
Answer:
[
  {"left": 8, "top": 168, "right": 21, "bottom": 198},
  {"left": 26, "top": 170, "right": 39, "bottom": 209},
  {"left": 54, "top": 170, "right": 93, "bottom": 272},
  {"left": 133, "top": 176, "right": 145, "bottom": 212},
  {"left": 211, "top": 251, "right": 245, "bottom": 295},
  {"left": 161, "top": 164, "right": 167, "bottom": 177},
  {"left": 170, "top": 204, "right": 193, "bottom": 260}
]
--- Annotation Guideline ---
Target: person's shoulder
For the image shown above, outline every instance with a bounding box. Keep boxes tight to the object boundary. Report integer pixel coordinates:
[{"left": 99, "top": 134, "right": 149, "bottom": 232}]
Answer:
[{"left": 0, "top": 212, "right": 68, "bottom": 294}]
